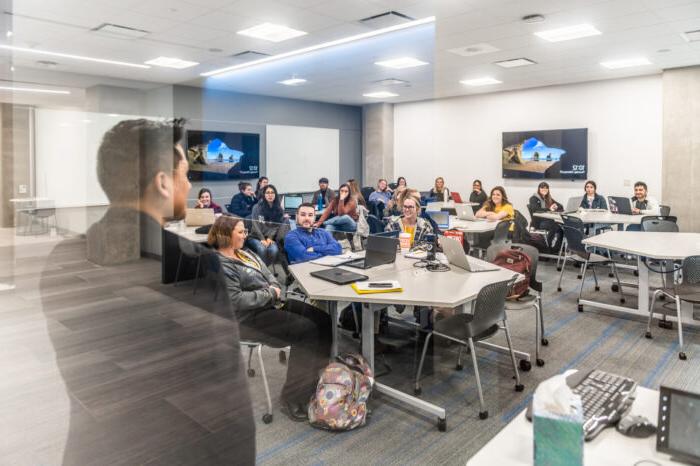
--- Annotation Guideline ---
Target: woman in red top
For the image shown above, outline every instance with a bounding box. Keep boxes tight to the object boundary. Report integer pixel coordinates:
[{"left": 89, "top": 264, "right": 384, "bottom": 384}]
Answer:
[
  {"left": 195, "top": 188, "right": 222, "bottom": 213},
  {"left": 314, "top": 183, "right": 358, "bottom": 232}
]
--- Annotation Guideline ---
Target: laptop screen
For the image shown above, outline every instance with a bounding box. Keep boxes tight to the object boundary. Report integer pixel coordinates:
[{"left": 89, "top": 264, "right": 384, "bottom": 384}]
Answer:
[
  {"left": 283, "top": 195, "right": 303, "bottom": 210},
  {"left": 427, "top": 211, "right": 450, "bottom": 229}
]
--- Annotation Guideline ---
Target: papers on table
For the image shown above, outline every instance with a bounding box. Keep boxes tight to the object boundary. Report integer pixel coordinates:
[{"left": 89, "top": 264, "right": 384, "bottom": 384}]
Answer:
[
  {"left": 310, "top": 252, "right": 363, "bottom": 266},
  {"left": 351, "top": 280, "right": 403, "bottom": 294}
]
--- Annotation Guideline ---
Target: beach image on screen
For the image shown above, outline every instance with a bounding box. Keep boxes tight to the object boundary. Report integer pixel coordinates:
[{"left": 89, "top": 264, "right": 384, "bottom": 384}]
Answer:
[
  {"left": 502, "top": 128, "right": 588, "bottom": 179},
  {"left": 186, "top": 130, "right": 260, "bottom": 181}
]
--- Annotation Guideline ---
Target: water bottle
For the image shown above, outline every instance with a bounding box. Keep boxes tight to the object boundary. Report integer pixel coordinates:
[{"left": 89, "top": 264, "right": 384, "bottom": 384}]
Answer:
[{"left": 317, "top": 195, "right": 323, "bottom": 212}]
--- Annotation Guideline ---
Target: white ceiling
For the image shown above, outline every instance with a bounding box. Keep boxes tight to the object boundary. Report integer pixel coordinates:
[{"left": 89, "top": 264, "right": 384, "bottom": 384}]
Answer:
[{"left": 1, "top": 0, "right": 699, "bottom": 106}]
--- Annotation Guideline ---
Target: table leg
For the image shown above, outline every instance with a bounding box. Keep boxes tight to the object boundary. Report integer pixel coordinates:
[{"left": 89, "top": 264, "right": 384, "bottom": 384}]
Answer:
[
  {"left": 638, "top": 256, "right": 649, "bottom": 315},
  {"left": 361, "top": 302, "right": 375, "bottom": 372},
  {"left": 328, "top": 301, "right": 338, "bottom": 358}
]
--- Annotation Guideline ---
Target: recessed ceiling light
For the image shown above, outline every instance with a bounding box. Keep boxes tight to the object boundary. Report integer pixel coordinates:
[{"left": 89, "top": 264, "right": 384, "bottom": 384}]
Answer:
[
  {"left": 203, "top": 16, "right": 435, "bottom": 77},
  {"left": 373, "top": 78, "right": 409, "bottom": 86},
  {"left": 600, "top": 57, "right": 652, "bottom": 69},
  {"left": 494, "top": 58, "right": 537, "bottom": 68},
  {"left": 278, "top": 77, "right": 307, "bottom": 86},
  {"left": 0, "top": 45, "right": 150, "bottom": 69},
  {"left": 534, "top": 24, "right": 601, "bottom": 42},
  {"left": 0, "top": 86, "right": 70, "bottom": 95},
  {"left": 460, "top": 77, "right": 502, "bottom": 86},
  {"left": 363, "top": 91, "right": 399, "bottom": 98},
  {"left": 145, "top": 56, "right": 199, "bottom": 69},
  {"left": 374, "top": 57, "right": 429, "bottom": 69},
  {"left": 237, "top": 23, "right": 307, "bottom": 43},
  {"left": 108, "top": 114, "right": 120, "bottom": 117},
  {"left": 448, "top": 43, "right": 500, "bottom": 57}
]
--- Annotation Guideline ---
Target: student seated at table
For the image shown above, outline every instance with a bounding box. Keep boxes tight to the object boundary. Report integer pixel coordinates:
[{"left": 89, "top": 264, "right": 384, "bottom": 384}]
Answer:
[
  {"left": 579, "top": 180, "right": 607, "bottom": 209},
  {"left": 469, "top": 179, "right": 488, "bottom": 213},
  {"left": 346, "top": 178, "right": 367, "bottom": 207},
  {"left": 385, "top": 193, "right": 433, "bottom": 246},
  {"left": 229, "top": 181, "right": 256, "bottom": 218},
  {"left": 385, "top": 185, "right": 407, "bottom": 217},
  {"left": 209, "top": 215, "right": 331, "bottom": 422},
  {"left": 314, "top": 183, "right": 358, "bottom": 232},
  {"left": 627, "top": 181, "right": 660, "bottom": 231},
  {"left": 476, "top": 186, "right": 515, "bottom": 222},
  {"left": 248, "top": 184, "right": 286, "bottom": 266},
  {"left": 395, "top": 176, "right": 407, "bottom": 190},
  {"left": 194, "top": 187, "right": 222, "bottom": 213},
  {"left": 368, "top": 178, "right": 393, "bottom": 205},
  {"left": 428, "top": 176, "right": 451, "bottom": 202},
  {"left": 285, "top": 203, "right": 343, "bottom": 263},
  {"left": 311, "top": 176, "right": 335, "bottom": 211},
  {"left": 529, "top": 181, "right": 564, "bottom": 213},
  {"left": 255, "top": 176, "right": 269, "bottom": 200}
]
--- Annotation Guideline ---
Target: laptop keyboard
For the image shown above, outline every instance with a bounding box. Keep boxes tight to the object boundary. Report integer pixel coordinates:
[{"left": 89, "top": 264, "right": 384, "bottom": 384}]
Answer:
[{"left": 468, "top": 259, "right": 495, "bottom": 272}]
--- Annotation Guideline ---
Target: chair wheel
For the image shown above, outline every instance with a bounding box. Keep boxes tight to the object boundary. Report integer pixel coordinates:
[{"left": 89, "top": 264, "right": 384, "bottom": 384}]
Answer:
[
  {"left": 659, "top": 294, "right": 665, "bottom": 301},
  {"left": 352, "top": 332, "right": 360, "bottom": 339},
  {"left": 577, "top": 275, "right": 582, "bottom": 279},
  {"left": 279, "top": 350, "right": 287, "bottom": 364},
  {"left": 479, "top": 411, "right": 489, "bottom": 420},
  {"left": 634, "top": 270, "right": 639, "bottom": 277},
  {"left": 247, "top": 368, "right": 255, "bottom": 377},
  {"left": 679, "top": 352, "right": 687, "bottom": 360},
  {"left": 437, "top": 417, "right": 447, "bottom": 432},
  {"left": 620, "top": 298, "right": 626, "bottom": 304},
  {"left": 659, "top": 320, "right": 673, "bottom": 330},
  {"left": 536, "top": 358, "right": 545, "bottom": 367},
  {"left": 414, "top": 387, "right": 422, "bottom": 396},
  {"left": 519, "top": 360, "right": 532, "bottom": 371},
  {"left": 645, "top": 331, "right": 652, "bottom": 339},
  {"left": 557, "top": 267, "right": 561, "bottom": 272},
  {"left": 578, "top": 304, "right": 584, "bottom": 312},
  {"left": 455, "top": 363, "right": 463, "bottom": 371},
  {"left": 608, "top": 272, "right": 614, "bottom": 278},
  {"left": 611, "top": 284, "right": 619, "bottom": 292},
  {"left": 594, "top": 286, "right": 600, "bottom": 291},
  {"left": 541, "top": 338, "right": 549, "bottom": 346},
  {"left": 515, "top": 383, "right": 524, "bottom": 392},
  {"left": 557, "top": 287, "right": 562, "bottom": 292},
  {"left": 262, "top": 413, "right": 273, "bottom": 424}
]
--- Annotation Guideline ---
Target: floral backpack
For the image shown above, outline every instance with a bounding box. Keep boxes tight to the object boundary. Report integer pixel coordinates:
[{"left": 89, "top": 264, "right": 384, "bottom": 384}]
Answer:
[{"left": 308, "top": 353, "right": 374, "bottom": 431}]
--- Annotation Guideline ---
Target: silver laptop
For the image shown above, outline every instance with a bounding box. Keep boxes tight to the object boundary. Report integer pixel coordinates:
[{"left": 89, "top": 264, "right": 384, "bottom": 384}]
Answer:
[
  {"left": 185, "top": 208, "right": 215, "bottom": 226},
  {"left": 455, "top": 204, "right": 485, "bottom": 221},
  {"left": 440, "top": 236, "right": 498, "bottom": 272}
]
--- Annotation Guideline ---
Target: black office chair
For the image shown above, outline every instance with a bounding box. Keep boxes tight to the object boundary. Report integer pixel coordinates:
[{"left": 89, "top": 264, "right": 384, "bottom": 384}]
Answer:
[
  {"left": 640, "top": 216, "right": 678, "bottom": 232},
  {"left": 388, "top": 182, "right": 398, "bottom": 190},
  {"left": 557, "top": 215, "right": 625, "bottom": 310},
  {"left": 360, "top": 186, "right": 374, "bottom": 204},
  {"left": 414, "top": 276, "right": 522, "bottom": 419},
  {"left": 366, "top": 214, "right": 386, "bottom": 234},
  {"left": 526, "top": 204, "right": 544, "bottom": 231},
  {"left": 174, "top": 236, "right": 214, "bottom": 294},
  {"left": 647, "top": 255, "right": 700, "bottom": 360}
]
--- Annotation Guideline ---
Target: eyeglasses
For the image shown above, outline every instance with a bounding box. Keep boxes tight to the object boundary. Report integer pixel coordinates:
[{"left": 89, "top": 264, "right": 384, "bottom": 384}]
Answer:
[
  {"left": 239, "top": 229, "right": 249, "bottom": 235},
  {"left": 403, "top": 205, "right": 416, "bottom": 210}
]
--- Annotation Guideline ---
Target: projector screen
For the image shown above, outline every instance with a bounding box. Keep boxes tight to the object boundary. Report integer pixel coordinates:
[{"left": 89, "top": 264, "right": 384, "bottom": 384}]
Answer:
[{"left": 265, "top": 125, "right": 339, "bottom": 193}]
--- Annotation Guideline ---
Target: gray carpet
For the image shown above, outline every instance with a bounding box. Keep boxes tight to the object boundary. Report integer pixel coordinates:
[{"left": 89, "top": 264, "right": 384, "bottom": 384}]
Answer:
[{"left": 1, "top": 237, "right": 698, "bottom": 465}]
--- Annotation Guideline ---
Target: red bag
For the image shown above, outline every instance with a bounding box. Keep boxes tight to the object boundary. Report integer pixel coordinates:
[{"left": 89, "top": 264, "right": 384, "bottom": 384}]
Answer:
[
  {"left": 492, "top": 249, "right": 531, "bottom": 298},
  {"left": 443, "top": 230, "right": 470, "bottom": 254}
]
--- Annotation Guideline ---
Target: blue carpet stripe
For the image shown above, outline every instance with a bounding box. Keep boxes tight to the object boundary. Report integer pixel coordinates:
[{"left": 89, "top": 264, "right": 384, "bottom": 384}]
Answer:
[{"left": 642, "top": 342, "right": 680, "bottom": 388}]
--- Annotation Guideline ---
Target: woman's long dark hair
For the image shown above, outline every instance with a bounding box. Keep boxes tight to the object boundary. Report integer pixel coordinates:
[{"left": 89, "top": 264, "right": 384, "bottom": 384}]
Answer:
[
  {"left": 537, "top": 181, "right": 555, "bottom": 207},
  {"left": 257, "top": 184, "right": 283, "bottom": 222},
  {"left": 337, "top": 183, "right": 352, "bottom": 207},
  {"left": 484, "top": 186, "right": 510, "bottom": 211}
]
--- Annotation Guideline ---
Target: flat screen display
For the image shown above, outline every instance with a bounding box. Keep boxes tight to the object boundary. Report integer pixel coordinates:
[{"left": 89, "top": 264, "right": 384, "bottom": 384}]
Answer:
[
  {"left": 186, "top": 130, "right": 260, "bottom": 181},
  {"left": 502, "top": 128, "right": 588, "bottom": 180}
]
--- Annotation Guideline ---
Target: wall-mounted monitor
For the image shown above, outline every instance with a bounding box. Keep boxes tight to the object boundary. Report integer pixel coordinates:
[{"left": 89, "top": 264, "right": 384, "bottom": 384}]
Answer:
[
  {"left": 502, "top": 128, "right": 588, "bottom": 180},
  {"left": 186, "top": 130, "right": 260, "bottom": 181}
]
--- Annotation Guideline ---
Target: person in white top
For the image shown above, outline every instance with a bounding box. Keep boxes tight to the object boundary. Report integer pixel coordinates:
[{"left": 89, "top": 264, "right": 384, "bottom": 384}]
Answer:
[{"left": 631, "top": 181, "right": 660, "bottom": 215}]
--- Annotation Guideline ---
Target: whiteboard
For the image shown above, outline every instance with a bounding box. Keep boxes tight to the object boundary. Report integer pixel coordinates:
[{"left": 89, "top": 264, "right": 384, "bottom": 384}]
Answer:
[{"left": 265, "top": 125, "right": 339, "bottom": 193}]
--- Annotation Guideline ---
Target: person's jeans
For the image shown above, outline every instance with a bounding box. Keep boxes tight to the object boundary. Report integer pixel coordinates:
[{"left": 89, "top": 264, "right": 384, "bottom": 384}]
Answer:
[
  {"left": 246, "top": 238, "right": 279, "bottom": 265},
  {"left": 323, "top": 215, "right": 357, "bottom": 232}
]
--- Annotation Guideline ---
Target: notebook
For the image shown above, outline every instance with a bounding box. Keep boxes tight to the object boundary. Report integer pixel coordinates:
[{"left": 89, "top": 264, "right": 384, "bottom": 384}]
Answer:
[{"left": 351, "top": 281, "right": 403, "bottom": 294}]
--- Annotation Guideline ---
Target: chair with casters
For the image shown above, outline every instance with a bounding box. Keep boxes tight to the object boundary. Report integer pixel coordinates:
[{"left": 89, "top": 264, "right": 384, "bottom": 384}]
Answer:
[
  {"left": 646, "top": 255, "right": 700, "bottom": 361},
  {"left": 240, "top": 341, "right": 291, "bottom": 424},
  {"left": 557, "top": 215, "right": 625, "bottom": 310},
  {"left": 414, "top": 276, "right": 523, "bottom": 420},
  {"left": 640, "top": 216, "right": 678, "bottom": 232}
]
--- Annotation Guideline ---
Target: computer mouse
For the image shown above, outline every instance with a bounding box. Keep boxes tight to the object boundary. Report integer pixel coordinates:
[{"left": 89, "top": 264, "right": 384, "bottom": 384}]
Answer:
[{"left": 616, "top": 415, "right": 657, "bottom": 438}]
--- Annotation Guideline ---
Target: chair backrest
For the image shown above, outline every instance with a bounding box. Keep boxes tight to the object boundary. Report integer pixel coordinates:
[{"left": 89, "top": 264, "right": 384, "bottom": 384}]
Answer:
[
  {"left": 469, "top": 277, "right": 517, "bottom": 336},
  {"left": 485, "top": 242, "right": 511, "bottom": 262},
  {"left": 360, "top": 187, "right": 374, "bottom": 203},
  {"left": 178, "top": 234, "right": 205, "bottom": 257},
  {"left": 659, "top": 205, "right": 671, "bottom": 217},
  {"left": 566, "top": 196, "right": 581, "bottom": 212},
  {"left": 490, "top": 220, "right": 512, "bottom": 246},
  {"left": 388, "top": 182, "right": 398, "bottom": 190},
  {"left": 513, "top": 209, "right": 528, "bottom": 232},
  {"left": 681, "top": 256, "right": 700, "bottom": 286},
  {"left": 511, "top": 243, "right": 541, "bottom": 291},
  {"left": 526, "top": 204, "right": 542, "bottom": 230},
  {"left": 641, "top": 216, "right": 679, "bottom": 233},
  {"left": 366, "top": 214, "right": 385, "bottom": 234},
  {"left": 560, "top": 214, "right": 588, "bottom": 257}
]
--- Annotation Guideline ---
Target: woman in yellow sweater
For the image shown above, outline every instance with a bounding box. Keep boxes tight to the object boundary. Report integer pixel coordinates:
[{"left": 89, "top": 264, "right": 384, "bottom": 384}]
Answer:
[{"left": 475, "top": 186, "right": 514, "bottom": 222}]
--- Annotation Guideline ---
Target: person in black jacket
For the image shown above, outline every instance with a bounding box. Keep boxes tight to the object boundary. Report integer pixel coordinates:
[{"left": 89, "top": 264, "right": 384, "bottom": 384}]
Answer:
[
  {"left": 579, "top": 180, "right": 608, "bottom": 209},
  {"left": 469, "top": 179, "right": 487, "bottom": 213},
  {"left": 248, "top": 184, "right": 287, "bottom": 265},
  {"left": 209, "top": 215, "right": 332, "bottom": 422},
  {"left": 528, "top": 181, "right": 563, "bottom": 230},
  {"left": 230, "top": 181, "right": 256, "bottom": 218}
]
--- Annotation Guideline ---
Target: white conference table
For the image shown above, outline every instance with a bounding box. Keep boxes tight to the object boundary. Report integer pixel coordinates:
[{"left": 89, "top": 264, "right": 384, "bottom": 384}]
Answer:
[
  {"left": 581, "top": 231, "right": 700, "bottom": 324},
  {"left": 467, "top": 385, "right": 673, "bottom": 466},
  {"left": 165, "top": 223, "right": 209, "bottom": 243},
  {"left": 450, "top": 217, "right": 500, "bottom": 234},
  {"left": 534, "top": 210, "right": 644, "bottom": 225},
  {"left": 425, "top": 201, "right": 479, "bottom": 211},
  {"left": 289, "top": 254, "right": 521, "bottom": 431}
]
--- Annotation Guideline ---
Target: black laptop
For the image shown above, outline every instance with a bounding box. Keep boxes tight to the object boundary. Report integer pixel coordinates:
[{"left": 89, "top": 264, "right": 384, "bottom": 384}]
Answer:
[
  {"left": 344, "top": 235, "right": 398, "bottom": 270},
  {"left": 310, "top": 268, "right": 368, "bottom": 285},
  {"left": 608, "top": 196, "right": 633, "bottom": 215}
]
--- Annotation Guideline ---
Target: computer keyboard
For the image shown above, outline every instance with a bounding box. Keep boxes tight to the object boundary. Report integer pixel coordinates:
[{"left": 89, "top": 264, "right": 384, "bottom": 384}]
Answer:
[
  {"left": 467, "top": 258, "right": 498, "bottom": 272},
  {"left": 570, "top": 369, "right": 638, "bottom": 441}
]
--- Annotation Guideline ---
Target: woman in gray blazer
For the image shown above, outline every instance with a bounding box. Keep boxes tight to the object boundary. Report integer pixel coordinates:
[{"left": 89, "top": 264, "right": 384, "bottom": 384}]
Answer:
[{"left": 208, "top": 215, "right": 332, "bottom": 422}]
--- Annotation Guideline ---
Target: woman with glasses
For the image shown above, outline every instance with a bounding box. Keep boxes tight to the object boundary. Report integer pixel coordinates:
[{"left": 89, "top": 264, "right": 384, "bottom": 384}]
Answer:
[
  {"left": 248, "top": 184, "right": 286, "bottom": 265},
  {"left": 384, "top": 193, "right": 433, "bottom": 245},
  {"left": 208, "top": 215, "right": 332, "bottom": 423}
]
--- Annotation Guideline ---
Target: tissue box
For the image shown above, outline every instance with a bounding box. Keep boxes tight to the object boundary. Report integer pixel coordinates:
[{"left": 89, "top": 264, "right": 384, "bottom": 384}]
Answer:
[{"left": 533, "top": 396, "right": 584, "bottom": 466}]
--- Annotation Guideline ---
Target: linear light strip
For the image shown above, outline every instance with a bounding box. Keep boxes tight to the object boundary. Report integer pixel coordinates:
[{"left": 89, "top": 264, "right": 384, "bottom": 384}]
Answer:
[
  {"left": 0, "top": 45, "right": 151, "bottom": 69},
  {"left": 201, "top": 16, "right": 436, "bottom": 78},
  {"left": 0, "top": 86, "right": 70, "bottom": 94}
]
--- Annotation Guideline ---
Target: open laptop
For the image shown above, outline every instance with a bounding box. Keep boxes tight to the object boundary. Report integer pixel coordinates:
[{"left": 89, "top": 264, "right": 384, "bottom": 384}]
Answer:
[
  {"left": 344, "top": 235, "right": 398, "bottom": 269},
  {"left": 427, "top": 210, "right": 450, "bottom": 230},
  {"left": 310, "top": 268, "right": 368, "bottom": 285},
  {"left": 185, "top": 208, "right": 215, "bottom": 227},
  {"left": 455, "top": 204, "right": 486, "bottom": 221},
  {"left": 283, "top": 194, "right": 303, "bottom": 214},
  {"left": 440, "top": 236, "right": 498, "bottom": 272},
  {"left": 451, "top": 191, "right": 463, "bottom": 203},
  {"left": 608, "top": 196, "right": 633, "bottom": 215}
]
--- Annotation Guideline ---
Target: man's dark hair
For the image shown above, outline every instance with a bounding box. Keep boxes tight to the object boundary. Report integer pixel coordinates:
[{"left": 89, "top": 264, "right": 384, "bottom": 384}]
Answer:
[
  {"left": 97, "top": 118, "right": 186, "bottom": 203},
  {"left": 634, "top": 181, "right": 647, "bottom": 190},
  {"left": 297, "top": 202, "right": 315, "bottom": 212},
  {"left": 238, "top": 182, "right": 252, "bottom": 191}
]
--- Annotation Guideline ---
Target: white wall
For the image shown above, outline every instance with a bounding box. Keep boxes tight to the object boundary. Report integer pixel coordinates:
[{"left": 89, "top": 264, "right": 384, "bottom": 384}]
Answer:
[{"left": 394, "top": 75, "right": 663, "bottom": 216}]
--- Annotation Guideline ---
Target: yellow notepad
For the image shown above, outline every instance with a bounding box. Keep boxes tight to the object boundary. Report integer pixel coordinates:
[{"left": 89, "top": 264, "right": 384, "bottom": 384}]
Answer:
[{"left": 351, "top": 281, "right": 403, "bottom": 294}]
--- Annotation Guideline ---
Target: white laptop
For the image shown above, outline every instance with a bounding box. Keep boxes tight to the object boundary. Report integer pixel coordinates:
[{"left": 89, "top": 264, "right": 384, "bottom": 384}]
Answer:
[
  {"left": 455, "top": 204, "right": 486, "bottom": 221},
  {"left": 185, "top": 208, "right": 215, "bottom": 226},
  {"left": 440, "top": 235, "right": 498, "bottom": 272}
]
